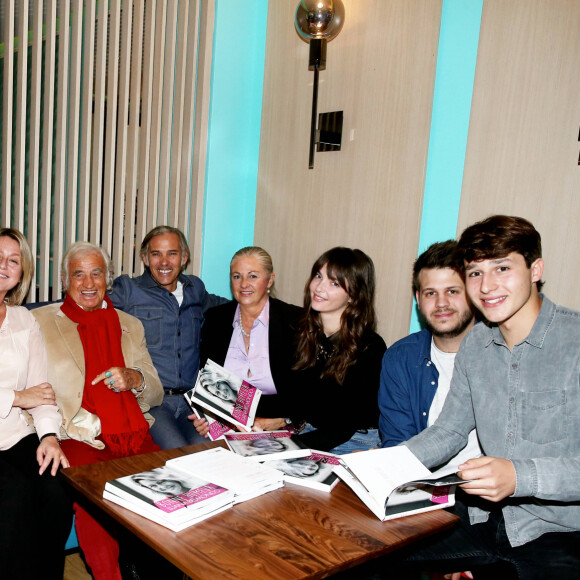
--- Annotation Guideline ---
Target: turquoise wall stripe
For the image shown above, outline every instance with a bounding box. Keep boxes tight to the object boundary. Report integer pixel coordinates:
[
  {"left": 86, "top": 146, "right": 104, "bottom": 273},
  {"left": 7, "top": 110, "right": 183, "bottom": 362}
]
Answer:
[
  {"left": 200, "top": 0, "right": 269, "bottom": 298},
  {"left": 410, "top": 0, "right": 483, "bottom": 334}
]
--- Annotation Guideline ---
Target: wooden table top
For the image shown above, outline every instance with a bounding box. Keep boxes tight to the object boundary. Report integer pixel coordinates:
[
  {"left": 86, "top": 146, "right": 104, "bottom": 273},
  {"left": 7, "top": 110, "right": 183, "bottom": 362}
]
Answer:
[{"left": 61, "top": 442, "right": 457, "bottom": 580}]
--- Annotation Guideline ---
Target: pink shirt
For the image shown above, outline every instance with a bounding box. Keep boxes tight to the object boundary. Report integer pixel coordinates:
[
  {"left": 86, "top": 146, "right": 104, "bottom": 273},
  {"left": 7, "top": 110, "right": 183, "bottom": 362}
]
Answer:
[
  {"left": 224, "top": 300, "right": 277, "bottom": 395},
  {"left": 0, "top": 305, "right": 63, "bottom": 450}
]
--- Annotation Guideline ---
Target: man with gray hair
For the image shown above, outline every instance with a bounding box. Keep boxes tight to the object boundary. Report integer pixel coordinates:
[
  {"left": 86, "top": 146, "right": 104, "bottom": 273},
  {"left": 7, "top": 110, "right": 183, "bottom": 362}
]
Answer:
[
  {"left": 32, "top": 241, "right": 163, "bottom": 579},
  {"left": 110, "top": 225, "right": 227, "bottom": 449}
]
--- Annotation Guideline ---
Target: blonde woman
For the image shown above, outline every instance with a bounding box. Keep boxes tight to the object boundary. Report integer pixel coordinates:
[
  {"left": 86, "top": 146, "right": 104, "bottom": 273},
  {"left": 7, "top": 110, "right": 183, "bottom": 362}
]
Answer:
[{"left": 0, "top": 228, "right": 72, "bottom": 580}]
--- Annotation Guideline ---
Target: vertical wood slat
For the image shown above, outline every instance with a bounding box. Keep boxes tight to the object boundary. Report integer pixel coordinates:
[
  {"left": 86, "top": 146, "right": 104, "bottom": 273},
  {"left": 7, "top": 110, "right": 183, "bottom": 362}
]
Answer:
[
  {"left": 66, "top": 0, "right": 84, "bottom": 247},
  {"left": 90, "top": 0, "right": 109, "bottom": 245},
  {"left": 178, "top": 0, "right": 200, "bottom": 237},
  {"left": 146, "top": 0, "right": 167, "bottom": 229},
  {"left": 189, "top": 1, "right": 214, "bottom": 273},
  {"left": 39, "top": 1, "right": 57, "bottom": 301},
  {"left": 123, "top": 0, "right": 145, "bottom": 275},
  {"left": 2, "top": 5, "right": 14, "bottom": 225},
  {"left": 27, "top": 0, "right": 44, "bottom": 300},
  {"left": 113, "top": 0, "right": 135, "bottom": 273},
  {"left": 13, "top": 0, "right": 29, "bottom": 231},
  {"left": 101, "top": 0, "right": 122, "bottom": 255},
  {"left": 52, "top": 0, "right": 71, "bottom": 299},
  {"left": 3, "top": 0, "right": 212, "bottom": 298},
  {"left": 135, "top": 0, "right": 157, "bottom": 270},
  {"left": 157, "top": 0, "right": 178, "bottom": 223},
  {"left": 78, "top": 1, "right": 97, "bottom": 242},
  {"left": 190, "top": 0, "right": 215, "bottom": 274},
  {"left": 169, "top": 0, "right": 190, "bottom": 226}
]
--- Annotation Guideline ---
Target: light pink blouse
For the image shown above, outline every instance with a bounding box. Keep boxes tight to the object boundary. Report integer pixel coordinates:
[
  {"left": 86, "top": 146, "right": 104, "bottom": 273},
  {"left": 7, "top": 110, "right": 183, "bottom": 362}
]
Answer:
[{"left": 0, "top": 305, "right": 63, "bottom": 450}]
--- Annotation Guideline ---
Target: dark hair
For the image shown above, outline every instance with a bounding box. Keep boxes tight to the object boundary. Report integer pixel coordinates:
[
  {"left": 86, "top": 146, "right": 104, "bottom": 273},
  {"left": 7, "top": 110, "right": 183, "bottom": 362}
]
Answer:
[
  {"left": 412, "top": 240, "right": 463, "bottom": 294},
  {"left": 293, "top": 247, "right": 377, "bottom": 384},
  {"left": 140, "top": 225, "right": 190, "bottom": 271},
  {"left": 458, "top": 215, "right": 543, "bottom": 290}
]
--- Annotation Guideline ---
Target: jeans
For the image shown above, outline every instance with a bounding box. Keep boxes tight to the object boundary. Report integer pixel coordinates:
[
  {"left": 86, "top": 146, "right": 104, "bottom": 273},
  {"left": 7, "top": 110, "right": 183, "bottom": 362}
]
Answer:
[
  {"left": 300, "top": 424, "right": 380, "bottom": 455},
  {"left": 330, "top": 429, "right": 380, "bottom": 455},
  {"left": 387, "top": 494, "right": 580, "bottom": 579},
  {"left": 149, "top": 394, "right": 207, "bottom": 450}
]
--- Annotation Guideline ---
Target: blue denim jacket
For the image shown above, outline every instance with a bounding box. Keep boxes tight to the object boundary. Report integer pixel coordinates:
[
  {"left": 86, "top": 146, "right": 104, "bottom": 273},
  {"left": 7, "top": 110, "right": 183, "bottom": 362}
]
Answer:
[
  {"left": 406, "top": 296, "right": 580, "bottom": 547},
  {"left": 110, "top": 270, "right": 226, "bottom": 391},
  {"left": 378, "top": 329, "right": 439, "bottom": 447}
]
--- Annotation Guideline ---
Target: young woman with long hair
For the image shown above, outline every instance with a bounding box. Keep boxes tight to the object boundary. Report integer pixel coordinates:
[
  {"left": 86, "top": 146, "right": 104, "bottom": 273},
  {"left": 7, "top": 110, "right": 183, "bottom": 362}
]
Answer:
[{"left": 290, "top": 247, "right": 386, "bottom": 453}]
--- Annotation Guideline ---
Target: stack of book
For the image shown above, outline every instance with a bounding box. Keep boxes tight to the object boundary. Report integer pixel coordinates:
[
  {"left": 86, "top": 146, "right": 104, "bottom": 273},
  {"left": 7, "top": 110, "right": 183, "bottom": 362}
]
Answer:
[
  {"left": 104, "top": 463, "right": 234, "bottom": 532},
  {"left": 103, "top": 447, "right": 286, "bottom": 531},
  {"left": 166, "top": 447, "right": 284, "bottom": 503}
]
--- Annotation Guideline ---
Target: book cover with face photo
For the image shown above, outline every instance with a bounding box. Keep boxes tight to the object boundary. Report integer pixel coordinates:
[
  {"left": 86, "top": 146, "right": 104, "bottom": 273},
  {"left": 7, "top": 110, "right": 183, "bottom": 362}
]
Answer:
[
  {"left": 185, "top": 359, "right": 261, "bottom": 430},
  {"left": 103, "top": 465, "right": 234, "bottom": 532},
  {"left": 262, "top": 452, "right": 341, "bottom": 492},
  {"left": 189, "top": 405, "right": 234, "bottom": 441},
  {"left": 224, "top": 430, "right": 311, "bottom": 462}
]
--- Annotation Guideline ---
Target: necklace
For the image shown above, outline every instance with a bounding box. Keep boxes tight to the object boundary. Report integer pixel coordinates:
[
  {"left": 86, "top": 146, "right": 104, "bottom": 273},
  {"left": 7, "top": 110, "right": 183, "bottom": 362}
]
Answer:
[{"left": 238, "top": 316, "right": 251, "bottom": 338}]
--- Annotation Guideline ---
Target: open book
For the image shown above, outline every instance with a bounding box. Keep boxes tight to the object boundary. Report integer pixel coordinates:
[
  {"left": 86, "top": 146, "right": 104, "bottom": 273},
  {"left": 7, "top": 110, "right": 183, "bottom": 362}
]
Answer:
[
  {"left": 335, "top": 446, "right": 463, "bottom": 521},
  {"left": 224, "top": 430, "right": 311, "bottom": 462},
  {"left": 104, "top": 464, "right": 234, "bottom": 532},
  {"left": 185, "top": 359, "right": 261, "bottom": 430}
]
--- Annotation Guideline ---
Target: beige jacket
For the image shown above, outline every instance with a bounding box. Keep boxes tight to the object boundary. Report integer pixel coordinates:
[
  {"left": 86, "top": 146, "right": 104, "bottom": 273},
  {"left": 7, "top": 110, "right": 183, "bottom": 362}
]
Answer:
[{"left": 32, "top": 303, "right": 164, "bottom": 449}]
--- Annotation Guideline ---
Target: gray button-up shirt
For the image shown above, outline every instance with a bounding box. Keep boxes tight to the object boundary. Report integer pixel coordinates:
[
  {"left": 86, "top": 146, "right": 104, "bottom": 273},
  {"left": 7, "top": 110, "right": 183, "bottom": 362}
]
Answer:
[{"left": 405, "top": 295, "right": 580, "bottom": 547}]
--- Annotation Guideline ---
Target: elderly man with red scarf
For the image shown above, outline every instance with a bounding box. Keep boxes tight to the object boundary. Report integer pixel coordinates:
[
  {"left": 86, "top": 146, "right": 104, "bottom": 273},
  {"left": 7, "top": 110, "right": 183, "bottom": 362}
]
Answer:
[{"left": 33, "top": 242, "right": 163, "bottom": 580}]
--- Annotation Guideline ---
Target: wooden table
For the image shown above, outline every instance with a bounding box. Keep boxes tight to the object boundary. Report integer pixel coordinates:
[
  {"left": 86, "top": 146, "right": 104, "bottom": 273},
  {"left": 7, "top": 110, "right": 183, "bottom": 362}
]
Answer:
[{"left": 61, "top": 442, "right": 457, "bottom": 579}]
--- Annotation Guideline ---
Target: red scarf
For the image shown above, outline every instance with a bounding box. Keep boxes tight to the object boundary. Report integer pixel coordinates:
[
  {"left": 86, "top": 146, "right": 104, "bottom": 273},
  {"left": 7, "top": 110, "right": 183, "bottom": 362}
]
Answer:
[{"left": 61, "top": 294, "right": 148, "bottom": 456}]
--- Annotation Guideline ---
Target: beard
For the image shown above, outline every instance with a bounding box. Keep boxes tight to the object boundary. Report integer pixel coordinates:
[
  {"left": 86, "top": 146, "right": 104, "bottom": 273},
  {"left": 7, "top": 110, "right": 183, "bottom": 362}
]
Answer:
[{"left": 423, "top": 308, "right": 474, "bottom": 339}]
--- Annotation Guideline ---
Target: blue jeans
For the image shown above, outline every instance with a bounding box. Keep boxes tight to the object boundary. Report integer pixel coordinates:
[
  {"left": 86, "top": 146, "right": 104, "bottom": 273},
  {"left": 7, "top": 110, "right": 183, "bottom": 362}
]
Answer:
[
  {"left": 149, "top": 394, "right": 207, "bottom": 450},
  {"left": 330, "top": 429, "right": 380, "bottom": 455},
  {"left": 300, "top": 424, "right": 380, "bottom": 455}
]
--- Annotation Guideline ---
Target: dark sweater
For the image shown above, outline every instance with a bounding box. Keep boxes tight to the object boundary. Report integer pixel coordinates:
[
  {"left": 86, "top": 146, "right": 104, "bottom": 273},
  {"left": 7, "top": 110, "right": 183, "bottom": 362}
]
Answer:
[{"left": 291, "top": 331, "right": 387, "bottom": 452}]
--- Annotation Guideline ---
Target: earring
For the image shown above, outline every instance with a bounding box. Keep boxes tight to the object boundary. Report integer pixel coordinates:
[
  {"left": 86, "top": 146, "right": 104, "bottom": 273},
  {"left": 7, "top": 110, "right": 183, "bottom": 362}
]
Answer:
[{"left": 267, "top": 289, "right": 271, "bottom": 294}]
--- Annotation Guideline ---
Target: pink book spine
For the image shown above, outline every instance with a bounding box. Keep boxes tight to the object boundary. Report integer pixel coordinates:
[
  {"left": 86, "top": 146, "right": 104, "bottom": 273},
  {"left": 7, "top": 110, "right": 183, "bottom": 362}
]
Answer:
[{"left": 231, "top": 381, "right": 257, "bottom": 424}]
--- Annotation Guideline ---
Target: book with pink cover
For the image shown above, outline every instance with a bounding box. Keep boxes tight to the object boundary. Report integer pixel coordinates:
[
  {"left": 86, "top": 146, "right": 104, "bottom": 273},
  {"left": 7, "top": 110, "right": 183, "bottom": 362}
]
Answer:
[
  {"left": 185, "top": 360, "right": 261, "bottom": 430},
  {"left": 104, "top": 465, "right": 234, "bottom": 531},
  {"left": 188, "top": 404, "right": 234, "bottom": 441},
  {"left": 262, "top": 451, "right": 341, "bottom": 492},
  {"left": 224, "top": 430, "right": 311, "bottom": 462}
]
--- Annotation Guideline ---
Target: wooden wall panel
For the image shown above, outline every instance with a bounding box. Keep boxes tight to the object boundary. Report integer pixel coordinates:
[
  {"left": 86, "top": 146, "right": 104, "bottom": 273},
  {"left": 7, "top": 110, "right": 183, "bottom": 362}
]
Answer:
[
  {"left": 255, "top": 0, "right": 442, "bottom": 345},
  {"left": 458, "top": 0, "right": 580, "bottom": 310}
]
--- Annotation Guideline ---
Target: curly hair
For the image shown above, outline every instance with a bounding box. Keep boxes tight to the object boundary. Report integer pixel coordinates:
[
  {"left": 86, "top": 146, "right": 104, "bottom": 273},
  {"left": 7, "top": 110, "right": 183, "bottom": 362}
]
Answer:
[
  {"left": 293, "top": 247, "right": 377, "bottom": 384},
  {"left": 412, "top": 240, "right": 463, "bottom": 294}
]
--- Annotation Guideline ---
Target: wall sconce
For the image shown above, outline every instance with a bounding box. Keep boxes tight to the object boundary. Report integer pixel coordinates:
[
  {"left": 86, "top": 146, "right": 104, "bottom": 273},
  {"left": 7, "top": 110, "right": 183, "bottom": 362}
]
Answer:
[{"left": 295, "top": 0, "right": 345, "bottom": 169}]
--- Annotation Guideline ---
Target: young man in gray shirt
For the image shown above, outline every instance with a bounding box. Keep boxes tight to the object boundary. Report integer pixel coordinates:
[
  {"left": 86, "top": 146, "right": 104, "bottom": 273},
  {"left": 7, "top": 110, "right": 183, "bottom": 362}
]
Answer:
[{"left": 398, "top": 215, "right": 580, "bottom": 579}]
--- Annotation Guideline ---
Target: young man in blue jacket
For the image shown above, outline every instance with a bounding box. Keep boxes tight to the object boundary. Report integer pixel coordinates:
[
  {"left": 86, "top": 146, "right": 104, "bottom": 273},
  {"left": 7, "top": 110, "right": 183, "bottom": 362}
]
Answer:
[
  {"left": 110, "top": 226, "right": 227, "bottom": 449},
  {"left": 378, "top": 240, "right": 479, "bottom": 468}
]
